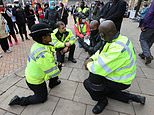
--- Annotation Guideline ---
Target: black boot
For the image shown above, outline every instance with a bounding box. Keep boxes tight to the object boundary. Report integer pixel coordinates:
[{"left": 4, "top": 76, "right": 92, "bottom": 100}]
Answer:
[
  {"left": 145, "top": 56, "right": 153, "bottom": 65},
  {"left": 138, "top": 53, "right": 145, "bottom": 60},
  {"left": 92, "top": 98, "right": 108, "bottom": 114},
  {"left": 49, "top": 77, "right": 61, "bottom": 89},
  {"left": 68, "top": 58, "right": 77, "bottom": 63},
  {"left": 129, "top": 94, "right": 146, "bottom": 105},
  {"left": 9, "top": 95, "right": 21, "bottom": 106}
]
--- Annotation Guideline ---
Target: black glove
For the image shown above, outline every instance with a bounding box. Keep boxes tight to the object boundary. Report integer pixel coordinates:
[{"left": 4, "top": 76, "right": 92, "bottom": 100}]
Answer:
[{"left": 78, "top": 38, "right": 84, "bottom": 44}]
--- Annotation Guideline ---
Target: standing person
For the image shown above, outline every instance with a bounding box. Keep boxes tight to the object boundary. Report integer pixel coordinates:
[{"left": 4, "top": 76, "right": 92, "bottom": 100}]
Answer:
[
  {"left": 92, "top": 1, "right": 102, "bottom": 20},
  {"left": 138, "top": 0, "right": 154, "bottom": 65},
  {"left": 0, "top": 1, "right": 12, "bottom": 54},
  {"left": 3, "top": 7, "right": 18, "bottom": 46},
  {"left": 58, "top": 2, "right": 69, "bottom": 26},
  {"left": 9, "top": 23, "right": 61, "bottom": 106},
  {"left": 7, "top": 5, "right": 19, "bottom": 34},
  {"left": 25, "top": 4, "right": 35, "bottom": 31},
  {"left": 36, "top": 3, "right": 44, "bottom": 22},
  {"left": 84, "top": 20, "right": 145, "bottom": 114},
  {"left": 52, "top": 21, "right": 77, "bottom": 64},
  {"left": 99, "top": 0, "right": 127, "bottom": 31},
  {"left": 44, "top": 2, "right": 49, "bottom": 13},
  {"left": 12, "top": 0, "right": 29, "bottom": 41},
  {"left": 74, "top": 14, "right": 90, "bottom": 48},
  {"left": 78, "top": 20, "right": 104, "bottom": 56},
  {"left": 45, "top": 1, "right": 59, "bottom": 30}
]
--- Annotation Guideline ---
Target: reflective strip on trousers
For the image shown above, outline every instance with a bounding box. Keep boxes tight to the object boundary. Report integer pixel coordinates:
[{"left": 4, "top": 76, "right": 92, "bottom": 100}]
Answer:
[
  {"left": 106, "top": 71, "right": 136, "bottom": 81},
  {"left": 29, "top": 47, "right": 45, "bottom": 61},
  {"left": 90, "top": 56, "right": 112, "bottom": 74},
  {"left": 44, "top": 66, "right": 58, "bottom": 74},
  {"left": 115, "top": 40, "right": 136, "bottom": 71},
  {"left": 53, "top": 40, "right": 58, "bottom": 45}
]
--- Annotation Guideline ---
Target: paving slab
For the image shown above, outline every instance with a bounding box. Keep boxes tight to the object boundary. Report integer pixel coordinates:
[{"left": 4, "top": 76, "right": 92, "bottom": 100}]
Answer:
[
  {"left": 127, "top": 79, "right": 141, "bottom": 93},
  {"left": 15, "top": 67, "right": 25, "bottom": 78},
  {"left": 141, "top": 67, "right": 154, "bottom": 80},
  {"left": 133, "top": 95, "right": 154, "bottom": 115},
  {"left": 0, "top": 86, "right": 31, "bottom": 114},
  {"left": 65, "top": 59, "right": 84, "bottom": 69},
  {"left": 49, "top": 79, "right": 78, "bottom": 100},
  {"left": 137, "top": 78, "right": 154, "bottom": 95},
  {"left": 59, "top": 67, "right": 73, "bottom": 80},
  {"left": 69, "top": 68, "right": 89, "bottom": 82},
  {"left": 86, "top": 105, "right": 119, "bottom": 115},
  {"left": 73, "top": 83, "right": 96, "bottom": 105},
  {"left": 136, "top": 66, "right": 146, "bottom": 78},
  {"left": 21, "top": 95, "right": 59, "bottom": 115},
  {"left": 0, "top": 109, "right": 6, "bottom": 114},
  {"left": 0, "top": 74, "right": 21, "bottom": 92},
  {"left": 4, "top": 112, "right": 16, "bottom": 115},
  {"left": 106, "top": 99, "right": 135, "bottom": 115},
  {"left": 15, "top": 78, "right": 28, "bottom": 89},
  {"left": 53, "top": 99, "right": 86, "bottom": 115}
]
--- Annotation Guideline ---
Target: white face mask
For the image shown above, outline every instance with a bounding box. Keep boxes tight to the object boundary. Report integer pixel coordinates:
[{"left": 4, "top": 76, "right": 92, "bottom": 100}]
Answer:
[
  {"left": 82, "top": 19, "right": 86, "bottom": 23},
  {"left": 15, "top": 4, "right": 19, "bottom": 7}
]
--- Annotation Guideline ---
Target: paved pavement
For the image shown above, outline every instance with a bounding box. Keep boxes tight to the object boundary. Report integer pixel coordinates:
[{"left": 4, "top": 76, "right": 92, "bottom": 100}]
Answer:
[{"left": 0, "top": 15, "right": 154, "bottom": 115}]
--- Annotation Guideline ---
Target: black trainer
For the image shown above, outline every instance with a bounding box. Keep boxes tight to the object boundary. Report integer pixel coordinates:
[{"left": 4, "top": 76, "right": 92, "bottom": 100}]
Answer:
[
  {"left": 92, "top": 98, "right": 108, "bottom": 114},
  {"left": 138, "top": 53, "right": 145, "bottom": 60},
  {"left": 68, "top": 58, "right": 77, "bottom": 63},
  {"left": 145, "top": 56, "right": 153, "bottom": 65},
  {"left": 9, "top": 95, "right": 21, "bottom": 106}
]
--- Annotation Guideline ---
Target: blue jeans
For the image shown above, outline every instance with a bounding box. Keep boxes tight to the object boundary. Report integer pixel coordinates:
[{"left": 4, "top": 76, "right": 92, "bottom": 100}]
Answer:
[{"left": 139, "top": 28, "right": 154, "bottom": 57}]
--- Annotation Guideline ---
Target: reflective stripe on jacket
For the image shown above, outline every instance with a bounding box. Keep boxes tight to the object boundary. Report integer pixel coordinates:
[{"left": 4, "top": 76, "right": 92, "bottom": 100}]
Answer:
[
  {"left": 87, "top": 34, "right": 136, "bottom": 85},
  {"left": 51, "top": 28, "right": 76, "bottom": 48},
  {"left": 25, "top": 42, "right": 60, "bottom": 84}
]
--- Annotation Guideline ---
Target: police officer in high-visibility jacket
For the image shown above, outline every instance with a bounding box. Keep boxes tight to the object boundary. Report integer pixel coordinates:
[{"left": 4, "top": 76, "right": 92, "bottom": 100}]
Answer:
[
  {"left": 84, "top": 20, "right": 146, "bottom": 114},
  {"left": 52, "top": 21, "right": 77, "bottom": 64},
  {"left": 9, "top": 23, "right": 61, "bottom": 106}
]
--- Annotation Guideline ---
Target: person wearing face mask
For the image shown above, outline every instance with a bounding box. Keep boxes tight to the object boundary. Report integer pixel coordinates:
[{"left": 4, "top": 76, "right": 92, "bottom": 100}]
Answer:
[
  {"left": 74, "top": 14, "right": 90, "bottom": 48},
  {"left": 12, "top": 0, "right": 30, "bottom": 41},
  {"left": 78, "top": 20, "right": 104, "bottom": 56},
  {"left": 76, "top": 1, "right": 89, "bottom": 19},
  {"left": 84, "top": 20, "right": 145, "bottom": 114},
  {"left": 45, "top": 1, "right": 60, "bottom": 30}
]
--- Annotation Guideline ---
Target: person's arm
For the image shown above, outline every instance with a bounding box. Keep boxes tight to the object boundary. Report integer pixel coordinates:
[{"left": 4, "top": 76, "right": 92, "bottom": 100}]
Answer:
[
  {"left": 74, "top": 24, "right": 84, "bottom": 38},
  {"left": 68, "top": 30, "right": 76, "bottom": 45},
  {"left": 51, "top": 33, "right": 65, "bottom": 48},
  {"left": 142, "top": 1, "right": 154, "bottom": 27},
  {"left": 87, "top": 44, "right": 127, "bottom": 76}
]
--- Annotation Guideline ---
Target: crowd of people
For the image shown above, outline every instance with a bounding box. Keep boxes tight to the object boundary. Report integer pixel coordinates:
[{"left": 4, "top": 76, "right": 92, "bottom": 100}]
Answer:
[{"left": 0, "top": 0, "right": 154, "bottom": 114}]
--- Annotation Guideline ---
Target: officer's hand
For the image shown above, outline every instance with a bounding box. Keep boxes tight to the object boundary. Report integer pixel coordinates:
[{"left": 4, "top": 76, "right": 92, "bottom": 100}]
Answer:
[
  {"left": 78, "top": 38, "right": 84, "bottom": 43},
  {"left": 84, "top": 58, "right": 93, "bottom": 70},
  {"left": 65, "top": 42, "right": 71, "bottom": 47}
]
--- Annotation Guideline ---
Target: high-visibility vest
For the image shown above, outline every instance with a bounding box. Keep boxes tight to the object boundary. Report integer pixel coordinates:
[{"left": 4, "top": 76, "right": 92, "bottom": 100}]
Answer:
[
  {"left": 51, "top": 28, "right": 76, "bottom": 48},
  {"left": 87, "top": 34, "right": 137, "bottom": 85},
  {"left": 75, "top": 22, "right": 87, "bottom": 35},
  {"left": 77, "top": 7, "right": 89, "bottom": 14},
  {"left": 25, "top": 42, "right": 60, "bottom": 85}
]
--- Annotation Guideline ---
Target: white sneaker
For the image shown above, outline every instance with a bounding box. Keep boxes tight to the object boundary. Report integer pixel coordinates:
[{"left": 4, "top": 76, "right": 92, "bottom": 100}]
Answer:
[{"left": 5, "top": 49, "right": 12, "bottom": 53}]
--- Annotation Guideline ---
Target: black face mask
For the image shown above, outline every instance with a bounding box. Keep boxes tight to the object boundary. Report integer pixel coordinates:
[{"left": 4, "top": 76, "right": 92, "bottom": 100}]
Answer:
[{"left": 90, "top": 29, "right": 99, "bottom": 36}]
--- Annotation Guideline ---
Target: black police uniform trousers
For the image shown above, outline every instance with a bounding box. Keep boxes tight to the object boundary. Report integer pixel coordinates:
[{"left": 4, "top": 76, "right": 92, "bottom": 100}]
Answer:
[
  {"left": 0, "top": 37, "right": 9, "bottom": 52},
  {"left": 83, "top": 72, "right": 131, "bottom": 103},
  {"left": 17, "top": 77, "right": 59, "bottom": 106},
  {"left": 56, "top": 44, "right": 75, "bottom": 63}
]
